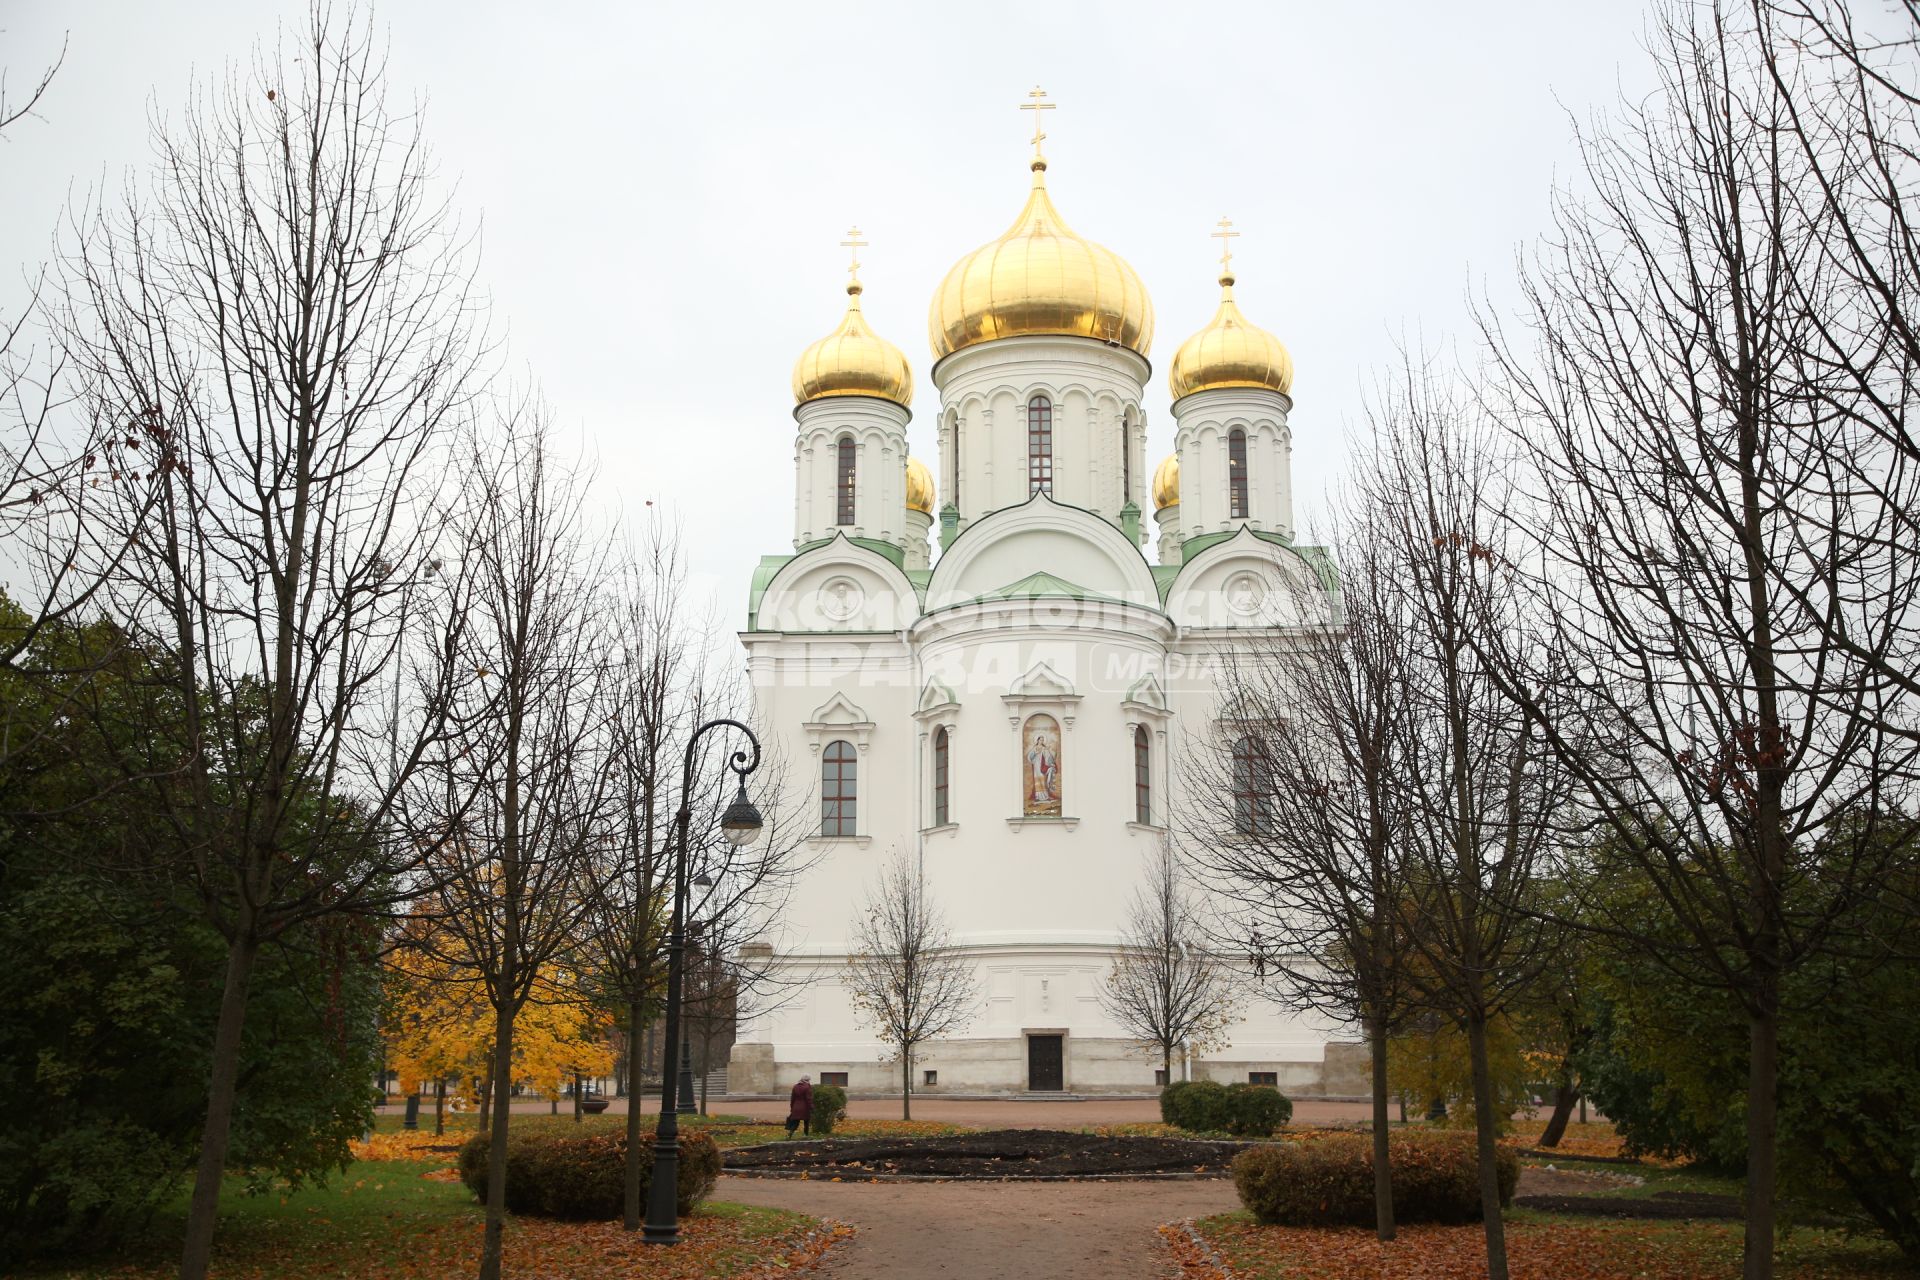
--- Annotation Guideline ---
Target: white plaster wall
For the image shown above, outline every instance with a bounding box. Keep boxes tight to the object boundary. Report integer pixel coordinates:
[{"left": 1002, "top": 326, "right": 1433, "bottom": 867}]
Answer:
[
  {"left": 1171, "top": 386, "right": 1295, "bottom": 541},
  {"left": 793, "top": 396, "right": 911, "bottom": 550},
  {"left": 931, "top": 336, "right": 1149, "bottom": 534}
]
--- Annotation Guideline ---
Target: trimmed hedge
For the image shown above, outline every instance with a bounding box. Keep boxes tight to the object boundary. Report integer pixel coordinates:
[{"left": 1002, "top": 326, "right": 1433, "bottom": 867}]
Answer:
[
  {"left": 457, "top": 1129, "right": 720, "bottom": 1219},
  {"left": 1161, "top": 1080, "right": 1292, "bottom": 1136},
  {"left": 1231, "top": 1131, "right": 1518, "bottom": 1226},
  {"left": 811, "top": 1084, "right": 848, "bottom": 1135},
  {"left": 1223, "top": 1083, "right": 1292, "bottom": 1137}
]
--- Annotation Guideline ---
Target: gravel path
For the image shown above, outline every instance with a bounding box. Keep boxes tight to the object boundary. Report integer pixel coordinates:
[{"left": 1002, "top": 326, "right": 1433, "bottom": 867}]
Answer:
[{"left": 717, "top": 1174, "right": 1239, "bottom": 1278}]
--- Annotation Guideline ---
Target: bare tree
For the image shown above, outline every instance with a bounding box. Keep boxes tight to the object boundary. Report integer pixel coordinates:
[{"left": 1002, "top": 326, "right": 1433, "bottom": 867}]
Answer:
[
  {"left": 1477, "top": 6, "right": 1920, "bottom": 1275},
  {"left": 412, "top": 399, "right": 617, "bottom": 1280},
  {"left": 843, "top": 850, "right": 979, "bottom": 1120},
  {"left": 573, "top": 511, "right": 812, "bottom": 1228},
  {"left": 1098, "top": 841, "right": 1242, "bottom": 1089},
  {"left": 51, "top": 9, "right": 483, "bottom": 1277},
  {"left": 1371, "top": 363, "right": 1569, "bottom": 1280},
  {"left": 1180, "top": 502, "right": 1419, "bottom": 1242}
]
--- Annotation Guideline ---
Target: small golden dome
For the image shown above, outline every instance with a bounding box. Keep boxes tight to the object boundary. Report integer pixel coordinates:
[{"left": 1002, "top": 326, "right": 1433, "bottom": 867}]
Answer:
[
  {"left": 906, "top": 456, "right": 935, "bottom": 514},
  {"left": 793, "top": 280, "right": 913, "bottom": 409},
  {"left": 1152, "top": 453, "right": 1180, "bottom": 510},
  {"left": 1168, "top": 272, "right": 1293, "bottom": 400},
  {"left": 929, "top": 158, "right": 1154, "bottom": 361}
]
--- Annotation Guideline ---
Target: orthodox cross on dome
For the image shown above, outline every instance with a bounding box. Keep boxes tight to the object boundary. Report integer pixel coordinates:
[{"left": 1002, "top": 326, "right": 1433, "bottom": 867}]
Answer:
[
  {"left": 839, "top": 226, "right": 868, "bottom": 290},
  {"left": 1211, "top": 216, "right": 1240, "bottom": 281},
  {"left": 1019, "top": 85, "right": 1055, "bottom": 163}
]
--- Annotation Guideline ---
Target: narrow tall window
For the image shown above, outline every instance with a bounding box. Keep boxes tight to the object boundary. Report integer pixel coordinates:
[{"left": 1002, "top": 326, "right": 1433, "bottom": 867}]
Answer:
[
  {"left": 822, "top": 739, "right": 857, "bottom": 836},
  {"left": 836, "top": 437, "right": 857, "bottom": 526},
  {"left": 1232, "top": 735, "right": 1268, "bottom": 835},
  {"left": 932, "top": 726, "right": 950, "bottom": 827},
  {"left": 1120, "top": 417, "right": 1132, "bottom": 507},
  {"left": 1133, "top": 725, "right": 1151, "bottom": 825},
  {"left": 1228, "top": 428, "right": 1249, "bottom": 519},
  {"left": 1027, "top": 396, "right": 1053, "bottom": 495}
]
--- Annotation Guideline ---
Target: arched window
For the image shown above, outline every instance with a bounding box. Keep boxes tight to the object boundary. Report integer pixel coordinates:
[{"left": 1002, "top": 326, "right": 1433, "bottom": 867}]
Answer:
[
  {"left": 822, "top": 739, "right": 857, "bottom": 836},
  {"left": 836, "top": 437, "right": 857, "bottom": 526},
  {"left": 945, "top": 413, "right": 960, "bottom": 513},
  {"left": 1228, "top": 428, "right": 1249, "bottom": 519},
  {"left": 1231, "top": 735, "right": 1269, "bottom": 835},
  {"left": 1133, "top": 725, "right": 1151, "bottom": 825},
  {"left": 1119, "top": 416, "right": 1132, "bottom": 508},
  {"left": 932, "top": 726, "right": 950, "bottom": 827},
  {"left": 1027, "top": 396, "right": 1053, "bottom": 496}
]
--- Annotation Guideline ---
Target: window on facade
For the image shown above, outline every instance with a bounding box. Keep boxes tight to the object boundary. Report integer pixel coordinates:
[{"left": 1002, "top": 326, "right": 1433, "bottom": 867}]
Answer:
[
  {"left": 1229, "top": 428, "right": 1249, "bottom": 519},
  {"left": 1133, "top": 725, "right": 1151, "bottom": 825},
  {"left": 1154, "top": 1068, "right": 1169, "bottom": 1086},
  {"left": 932, "top": 726, "right": 951, "bottom": 827},
  {"left": 836, "top": 437, "right": 857, "bottom": 526},
  {"left": 821, "top": 739, "right": 857, "bottom": 836},
  {"left": 1249, "top": 1071, "right": 1279, "bottom": 1087},
  {"left": 1027, "top": 396, "right": 1053, "bottom": 495},
  {"left": 1120, "top": 417, "right": 1131, "bottom": 507},
  {"left": 1232, "top": 735, "right": 1270, "bottom": 835},
  {"left": 821, "top": 1071, "right": 849, "bottom": 1087}
]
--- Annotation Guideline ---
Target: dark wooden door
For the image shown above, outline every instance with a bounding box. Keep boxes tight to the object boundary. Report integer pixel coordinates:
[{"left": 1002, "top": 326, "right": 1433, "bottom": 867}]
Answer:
[{"left": 1027, "top": 1035, "right": 1063, "bottom": 1091}]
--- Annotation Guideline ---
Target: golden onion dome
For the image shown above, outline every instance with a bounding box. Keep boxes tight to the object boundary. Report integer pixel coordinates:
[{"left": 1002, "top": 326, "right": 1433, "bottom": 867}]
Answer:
[
  {"left": 905, "top": 456, "right": 935, "bottom": 514},
  {"left": 1168, "top": 270, "right": 1293, "bottom": 400},
  {"left": 929, "top": 157, "right": 1154, "bottom": 361},
  {"left": 1152, "top": 453, "right": 1180, "bottom": 510},
  {"left": 792, "top": 278, "right": 914, "bottom": 410}
]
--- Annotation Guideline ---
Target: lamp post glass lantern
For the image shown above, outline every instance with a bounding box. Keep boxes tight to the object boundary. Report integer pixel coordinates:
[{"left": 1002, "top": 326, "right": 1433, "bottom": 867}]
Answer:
[{"left": 642, "top": 719, "right": 762, "bottom": 1245}]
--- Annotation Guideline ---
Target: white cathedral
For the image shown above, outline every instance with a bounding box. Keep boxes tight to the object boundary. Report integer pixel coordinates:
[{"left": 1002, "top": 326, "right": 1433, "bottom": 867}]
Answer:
[{"left": 728, "top": 109, "right": 1360, "bottom": 1098}]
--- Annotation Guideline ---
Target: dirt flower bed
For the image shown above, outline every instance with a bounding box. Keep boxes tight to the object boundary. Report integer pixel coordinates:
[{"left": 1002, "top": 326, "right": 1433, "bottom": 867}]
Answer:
[{"left": 725, "top": 1128, "right": 1244, "bottom": 1178}]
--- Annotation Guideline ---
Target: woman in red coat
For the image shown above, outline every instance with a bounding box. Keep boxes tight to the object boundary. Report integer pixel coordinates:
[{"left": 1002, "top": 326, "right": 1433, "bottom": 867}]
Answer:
[{"left": 785, "top": 1075, "right": 813, "bottom": 1137}]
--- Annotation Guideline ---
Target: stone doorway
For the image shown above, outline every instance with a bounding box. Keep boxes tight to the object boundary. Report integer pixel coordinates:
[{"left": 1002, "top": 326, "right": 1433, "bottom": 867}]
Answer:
[{"left": 1027, "top": 1034, "right": 1064, "bottom": 1091}]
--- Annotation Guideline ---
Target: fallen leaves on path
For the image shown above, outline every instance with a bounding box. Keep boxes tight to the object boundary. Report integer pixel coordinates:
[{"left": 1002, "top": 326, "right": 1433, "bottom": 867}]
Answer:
[
  {"left": 1172, "top": 1215, "right": 1906, "bottom": 1280},
  {"left": 1180, "top": 1217, "right": 1731, "bottom": 1279}
]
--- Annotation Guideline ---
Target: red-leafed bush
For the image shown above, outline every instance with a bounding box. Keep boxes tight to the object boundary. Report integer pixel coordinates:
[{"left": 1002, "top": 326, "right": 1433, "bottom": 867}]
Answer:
[
  {"left": 1231, "top": 1131, "right": 1517, "bottom": 1226},
  {"left": 457, "top": 1129, "right": 720, "bottom": 1218}
]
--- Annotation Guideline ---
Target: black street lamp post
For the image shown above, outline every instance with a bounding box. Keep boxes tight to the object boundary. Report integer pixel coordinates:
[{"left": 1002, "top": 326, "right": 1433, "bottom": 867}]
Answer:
[{"left": 642, "top": 718, "right": 762, "bottom": 1245}]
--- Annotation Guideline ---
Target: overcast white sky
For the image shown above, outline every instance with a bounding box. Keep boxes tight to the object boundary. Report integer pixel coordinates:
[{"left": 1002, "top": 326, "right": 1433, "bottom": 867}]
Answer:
[{"left": 3, "top": 1, "right": 1659, "bottom": 625}]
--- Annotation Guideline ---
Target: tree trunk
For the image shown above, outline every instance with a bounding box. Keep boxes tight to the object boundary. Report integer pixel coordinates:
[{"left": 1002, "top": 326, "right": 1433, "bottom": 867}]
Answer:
[
  {"left": 1465, "top": 1011, "right": 1510, "bottom": 1280},
  {"left": 902, "top": 1051, "right": 912, "bottom": 1121},
  {"left": 1368, "top": 1014, "right": 1397, "bottom": 1241},
  {"left": 1744, "top": 999, "right": 1780, "bottom": 1280},
  {"left": 699, "top": 1060, "right": 709, "bottom": 1117},
  {"left": 177, "top": 933, "right": 260, "bottom": 1280},
  {"left": 574, "top": 1072, "right": 583, "bottom": 1123},
  {"left": 622, "top": 994, "right": 647, "bottom": 1230},
  {"left": 478, "top": 1004, "right": 517, "bottom": 1280},
  {"left": 1538, "top": 1083, "right": 1579, "bottom": 1148},
  {"left": 435, "top": 1077, "right": 446, "bottom": 1136}
]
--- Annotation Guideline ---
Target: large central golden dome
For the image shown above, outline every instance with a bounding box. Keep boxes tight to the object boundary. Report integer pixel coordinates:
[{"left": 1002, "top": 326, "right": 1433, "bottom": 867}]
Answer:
[{"left": 929, "top": 158, "right": 1154, "bottom": 361}]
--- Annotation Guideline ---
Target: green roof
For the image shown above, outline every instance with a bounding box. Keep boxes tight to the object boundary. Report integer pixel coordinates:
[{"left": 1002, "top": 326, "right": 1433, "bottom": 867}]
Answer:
[{"left": 976, "top": 571, "right": 1120, "bottom": 604}]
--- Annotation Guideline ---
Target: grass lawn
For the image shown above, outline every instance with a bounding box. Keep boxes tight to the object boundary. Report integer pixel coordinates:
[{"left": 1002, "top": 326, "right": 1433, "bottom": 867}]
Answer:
[
  {"left": 1175, "top": 1212, "right": 1911, "bottom": 1280},
  {"left": 17, "top": 1125, "right": 836, "bottom": 1280},
  {"left": 1172, "top": 1121, "right": 1911, "bottom": 1280}
]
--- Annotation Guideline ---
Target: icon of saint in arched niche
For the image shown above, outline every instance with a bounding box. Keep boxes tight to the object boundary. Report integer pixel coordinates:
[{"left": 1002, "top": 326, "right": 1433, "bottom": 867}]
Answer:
[{"left": 1022, "top": 714, "right": 1063, "bottom": 817}]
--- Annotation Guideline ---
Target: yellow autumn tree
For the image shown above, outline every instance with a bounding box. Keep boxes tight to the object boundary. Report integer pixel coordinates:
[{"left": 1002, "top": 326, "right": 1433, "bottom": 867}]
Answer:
[{"left": 385, "top": 920, "right": 614, "bottom": 1125}]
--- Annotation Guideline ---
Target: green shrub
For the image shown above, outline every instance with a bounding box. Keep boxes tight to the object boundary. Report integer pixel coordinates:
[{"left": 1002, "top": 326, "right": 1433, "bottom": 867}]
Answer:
[
  {"left": 457, "top": 1129, "right": 719, "bottom": 1219},
  {"left": 1223, "top": 1083, "right": 1292, "bottom": 1137},
  {"left": 1231, "top": 1132, "right": 1517, "bottom": 1226},
  {"left": 811, "top": 1084, "right": 848, "bottom": 1135},
  {"left": 1164, "top": 1079, "right": 1234, "bottom": 1133},
  {"left": 1158, "top": 1080, "right": 1192, "bottom": 1127}
]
